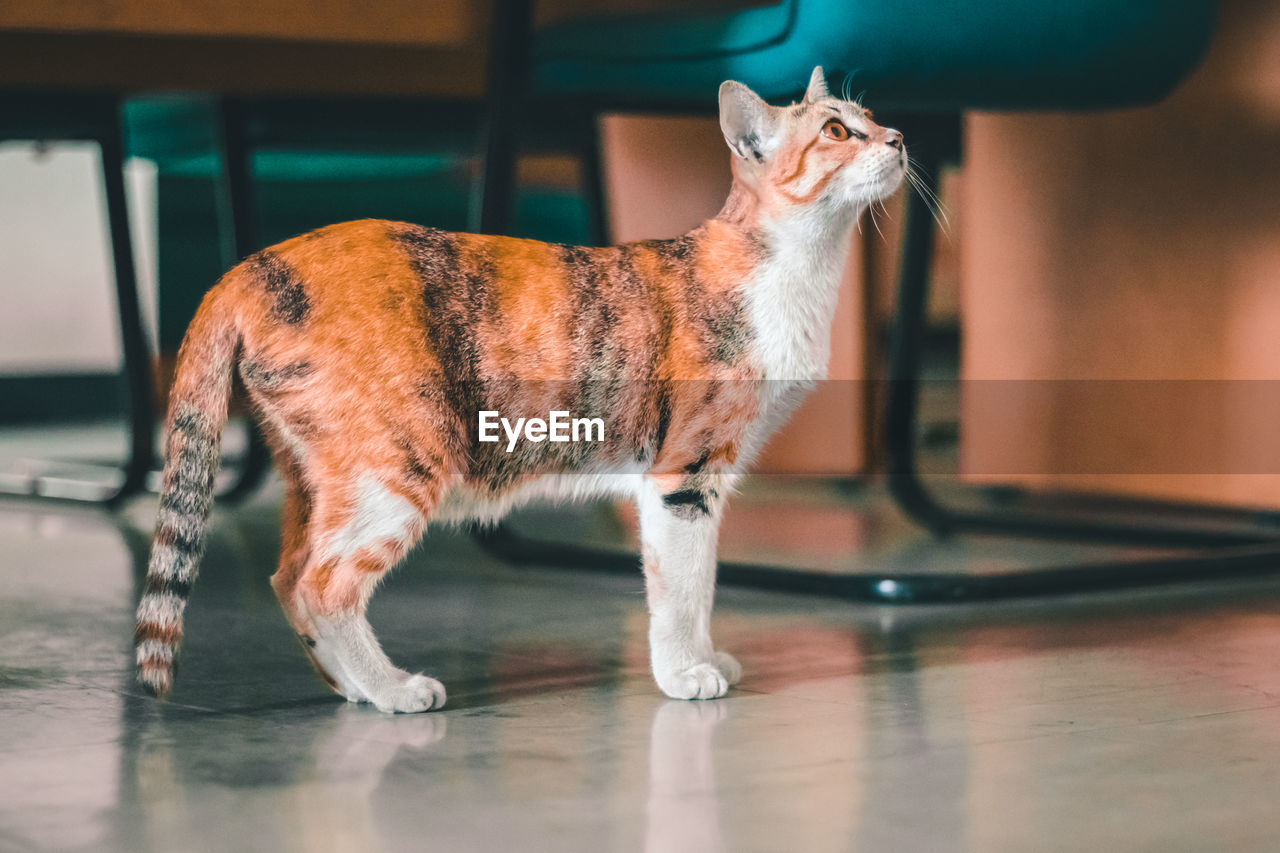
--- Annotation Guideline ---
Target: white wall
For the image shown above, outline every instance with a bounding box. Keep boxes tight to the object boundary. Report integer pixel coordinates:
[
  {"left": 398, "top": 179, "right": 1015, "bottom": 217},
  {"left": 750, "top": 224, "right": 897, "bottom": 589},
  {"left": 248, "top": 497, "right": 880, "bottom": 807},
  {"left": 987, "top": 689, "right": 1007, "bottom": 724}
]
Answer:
[{"left": 0, "top": 141, "right": 157, "bottom": 375}]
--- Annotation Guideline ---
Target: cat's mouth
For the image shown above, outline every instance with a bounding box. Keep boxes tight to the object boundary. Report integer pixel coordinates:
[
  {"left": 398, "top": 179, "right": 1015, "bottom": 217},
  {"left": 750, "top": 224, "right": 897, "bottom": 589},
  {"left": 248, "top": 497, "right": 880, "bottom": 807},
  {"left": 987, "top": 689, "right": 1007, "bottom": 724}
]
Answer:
[{"left": 852, "top": 159, "right": 907, "bottom": 202}]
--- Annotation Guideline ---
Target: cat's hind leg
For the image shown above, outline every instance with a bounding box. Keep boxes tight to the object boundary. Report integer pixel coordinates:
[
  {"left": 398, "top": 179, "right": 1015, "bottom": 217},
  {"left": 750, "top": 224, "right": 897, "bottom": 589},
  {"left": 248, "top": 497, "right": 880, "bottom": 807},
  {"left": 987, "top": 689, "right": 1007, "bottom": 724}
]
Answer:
[
  {"left": 292, "top": 471, "right": 446, "bottom": 713},
  {"left": 265, "top": 450, "right": 354, "bottom": 697},
  {"left": 637, "top": 474, "right": 742, "bottom": 700}
]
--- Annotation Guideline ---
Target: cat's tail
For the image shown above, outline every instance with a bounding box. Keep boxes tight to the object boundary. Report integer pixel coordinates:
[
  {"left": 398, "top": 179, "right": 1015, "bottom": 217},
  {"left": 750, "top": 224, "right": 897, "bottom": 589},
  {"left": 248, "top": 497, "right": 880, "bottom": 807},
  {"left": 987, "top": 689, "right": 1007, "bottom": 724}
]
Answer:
[{"left": 135, "top": 278, "right": 242, "bottom": 698}]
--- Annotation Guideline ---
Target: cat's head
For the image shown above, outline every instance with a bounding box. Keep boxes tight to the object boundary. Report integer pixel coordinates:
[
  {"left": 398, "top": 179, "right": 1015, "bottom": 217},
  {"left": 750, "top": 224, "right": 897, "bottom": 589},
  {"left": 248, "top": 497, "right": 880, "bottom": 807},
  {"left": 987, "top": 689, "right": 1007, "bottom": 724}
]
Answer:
[{"left": 718, "top": 68, "right": 905, "bottom": 217}]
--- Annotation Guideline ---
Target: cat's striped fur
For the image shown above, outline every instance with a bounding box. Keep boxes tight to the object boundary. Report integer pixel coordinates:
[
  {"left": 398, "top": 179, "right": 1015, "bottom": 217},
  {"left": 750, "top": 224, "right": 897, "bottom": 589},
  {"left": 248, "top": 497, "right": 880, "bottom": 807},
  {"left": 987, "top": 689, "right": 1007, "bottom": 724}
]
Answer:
[{"left": 136, "top": 68, "right": 906, "bottom": 710}]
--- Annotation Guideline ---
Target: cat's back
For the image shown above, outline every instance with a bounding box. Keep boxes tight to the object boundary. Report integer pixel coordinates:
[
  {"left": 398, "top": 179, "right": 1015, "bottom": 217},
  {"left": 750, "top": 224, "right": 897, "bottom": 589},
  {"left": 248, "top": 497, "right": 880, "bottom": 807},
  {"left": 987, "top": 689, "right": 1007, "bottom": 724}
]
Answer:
[
  {"left": 218, "top": 219, "right": 632, "bottom": 390},
  {"left": 226, "top": 218, "right": 615, "bottom": 325},
  {"left": 222, "top": 217, "right": 759, "bottom": 328},
  {"left": 213, "top": 217, "right": 759, "bottom": 389}
]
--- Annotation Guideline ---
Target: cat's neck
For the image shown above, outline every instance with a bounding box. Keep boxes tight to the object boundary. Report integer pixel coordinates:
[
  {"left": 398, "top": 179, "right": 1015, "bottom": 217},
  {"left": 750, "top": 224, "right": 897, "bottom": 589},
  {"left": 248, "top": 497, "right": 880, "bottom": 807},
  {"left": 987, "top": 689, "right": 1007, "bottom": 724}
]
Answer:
[
  {"left": 714, "top": 177, "right": 859, "bottom": 382},
  {"left": 715, "top": 180, "right": 764, "bottom": 231}
]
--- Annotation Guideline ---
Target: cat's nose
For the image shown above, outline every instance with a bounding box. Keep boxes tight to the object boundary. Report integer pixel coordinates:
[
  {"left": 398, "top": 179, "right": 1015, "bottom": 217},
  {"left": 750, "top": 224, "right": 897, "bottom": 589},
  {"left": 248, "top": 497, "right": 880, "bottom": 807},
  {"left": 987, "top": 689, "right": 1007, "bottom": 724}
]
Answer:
[{"left": 884, "top": 129, "right": 904, "bottom": 150}]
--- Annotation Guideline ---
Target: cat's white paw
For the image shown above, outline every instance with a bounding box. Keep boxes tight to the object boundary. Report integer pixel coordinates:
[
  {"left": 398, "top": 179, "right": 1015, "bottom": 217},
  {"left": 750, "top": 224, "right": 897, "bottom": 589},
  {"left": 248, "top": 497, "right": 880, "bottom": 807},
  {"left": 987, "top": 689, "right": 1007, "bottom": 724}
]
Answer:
[
  {"left": 368, "top": 674, "right": 447, "bottom": 714},
  {"left": 657, "top": 655, "right": 739, "bottom": 701},
  {"left": 713, "top": 651, "right": 742, "bottom": 686}
]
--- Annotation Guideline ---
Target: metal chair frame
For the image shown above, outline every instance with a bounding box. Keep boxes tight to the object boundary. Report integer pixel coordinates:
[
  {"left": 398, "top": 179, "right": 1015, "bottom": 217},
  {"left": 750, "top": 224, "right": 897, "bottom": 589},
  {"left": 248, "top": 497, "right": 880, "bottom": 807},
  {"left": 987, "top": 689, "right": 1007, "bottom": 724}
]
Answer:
[
  {"left": 469, "top": 11, "right": 1280, "bottom": 601},
  {"left": 0, "top": 93, "right": 154, "bottom": 506}
]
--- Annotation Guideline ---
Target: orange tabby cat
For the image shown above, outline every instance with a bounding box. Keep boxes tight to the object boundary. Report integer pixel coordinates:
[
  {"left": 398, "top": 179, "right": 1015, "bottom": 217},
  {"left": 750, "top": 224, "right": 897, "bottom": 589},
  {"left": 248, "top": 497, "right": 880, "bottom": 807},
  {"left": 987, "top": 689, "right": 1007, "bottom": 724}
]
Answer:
[{"left": 135, "top": 68, "right": 906, "bottom": 712}]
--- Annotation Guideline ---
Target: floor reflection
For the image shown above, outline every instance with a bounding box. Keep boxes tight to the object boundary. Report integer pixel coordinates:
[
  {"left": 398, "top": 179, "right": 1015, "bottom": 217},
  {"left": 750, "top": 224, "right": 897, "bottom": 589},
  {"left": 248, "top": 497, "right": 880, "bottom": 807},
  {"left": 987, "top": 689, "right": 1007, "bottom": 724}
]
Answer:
[
  {"left": 0, "top": 505, "right": 141, "bottom": 851},
  {"left": 645, "top": 701, "right": 728, "bottom": 853},
  {"left": 111, "top": 699, "right": 449, "bottom": 851},
  {"left": 855, "top": 628, "right": 970, "bottom": 851},
  {"left": 9, "top": 486, "right": 1280, "bottom": 850}
]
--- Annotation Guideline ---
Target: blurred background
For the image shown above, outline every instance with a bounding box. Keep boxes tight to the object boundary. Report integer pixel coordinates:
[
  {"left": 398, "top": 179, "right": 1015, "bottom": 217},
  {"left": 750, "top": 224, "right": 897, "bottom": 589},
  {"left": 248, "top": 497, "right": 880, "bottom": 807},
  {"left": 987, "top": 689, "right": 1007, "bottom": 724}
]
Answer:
[{"left": 2, "top": 0, "right": 1280, "bottom": 576}]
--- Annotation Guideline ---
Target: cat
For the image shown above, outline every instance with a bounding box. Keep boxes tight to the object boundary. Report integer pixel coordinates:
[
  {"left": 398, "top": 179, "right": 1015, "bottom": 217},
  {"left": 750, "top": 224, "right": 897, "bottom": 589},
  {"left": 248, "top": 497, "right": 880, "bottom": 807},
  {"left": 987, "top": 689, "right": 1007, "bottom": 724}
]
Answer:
[{"left": 134, "top": 67, "right": 906, "bottom": 712}]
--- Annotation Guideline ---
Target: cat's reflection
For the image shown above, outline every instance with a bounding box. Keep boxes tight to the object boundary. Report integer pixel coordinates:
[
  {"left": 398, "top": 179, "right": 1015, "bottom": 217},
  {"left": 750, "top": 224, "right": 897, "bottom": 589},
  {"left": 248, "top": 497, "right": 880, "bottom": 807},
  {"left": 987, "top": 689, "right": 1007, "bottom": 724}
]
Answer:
[
  {"left": 292, "top": 705, "right": 447, "bottom": 850},
  {"left": 120, "top": 702, "right": 447, "bottom": 851},
  {"left": 310, "top": 702, "right": 448, "bottom": 778},
  {"left": 644, "top": 700, "right": 728, "bottom": 853}
]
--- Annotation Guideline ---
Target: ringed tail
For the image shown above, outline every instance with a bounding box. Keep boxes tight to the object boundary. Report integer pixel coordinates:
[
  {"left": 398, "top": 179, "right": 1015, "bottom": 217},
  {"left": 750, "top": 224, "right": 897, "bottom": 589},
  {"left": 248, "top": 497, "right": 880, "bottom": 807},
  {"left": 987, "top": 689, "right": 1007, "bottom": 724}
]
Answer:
[{"left": 134, "top": 279, "right": 240, "bottom": 697}]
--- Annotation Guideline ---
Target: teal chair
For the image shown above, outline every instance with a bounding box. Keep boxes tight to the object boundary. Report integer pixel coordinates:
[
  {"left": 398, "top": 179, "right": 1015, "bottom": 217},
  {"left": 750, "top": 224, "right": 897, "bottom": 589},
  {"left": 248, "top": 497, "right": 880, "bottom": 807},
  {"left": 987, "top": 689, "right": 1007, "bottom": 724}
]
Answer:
[
  {"left": 123, "top": 85, "right": 600, "bottom": 501},
  {"left": 535, "top": 0, "right": 1215, "bottom": 111},
  {"left": 128, "top": 97, "right": 407, "bottom": 501},
  {"left": 478, "top": 0, "right": 1280, "bottom": 600},
  {"left": 127, "top": 95, "right": 497, "bottom": 499}
]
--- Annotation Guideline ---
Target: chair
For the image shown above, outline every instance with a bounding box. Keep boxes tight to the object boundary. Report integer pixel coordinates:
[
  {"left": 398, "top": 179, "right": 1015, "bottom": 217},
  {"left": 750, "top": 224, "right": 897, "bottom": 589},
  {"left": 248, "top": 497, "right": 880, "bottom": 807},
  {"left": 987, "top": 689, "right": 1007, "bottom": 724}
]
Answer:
[
  {"left": 0, "top": 93, "right": 154, "bottom": 505},
  {"left": 123, "top": 6, "right": 603, "bottom": 502},
  {"left": 476, "top": 0, "right": 1280, "bottom": 601},
  {"left": 127, "top": 95, "right": 491, "bottom": 502},
  {"left": 534, "top": 0, "right": 1213, "bottom": 111}
]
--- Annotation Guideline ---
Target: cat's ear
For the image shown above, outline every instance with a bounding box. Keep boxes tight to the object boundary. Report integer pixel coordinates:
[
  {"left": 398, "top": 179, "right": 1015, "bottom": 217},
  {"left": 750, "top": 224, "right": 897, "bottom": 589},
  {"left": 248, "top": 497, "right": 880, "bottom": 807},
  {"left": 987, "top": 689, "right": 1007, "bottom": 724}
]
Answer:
[
  {"left": 803, "top": 66, "right": 829, "bottom": 104},
  {"left": 718, "top": 81, "right": 782, "bottom": 163}
]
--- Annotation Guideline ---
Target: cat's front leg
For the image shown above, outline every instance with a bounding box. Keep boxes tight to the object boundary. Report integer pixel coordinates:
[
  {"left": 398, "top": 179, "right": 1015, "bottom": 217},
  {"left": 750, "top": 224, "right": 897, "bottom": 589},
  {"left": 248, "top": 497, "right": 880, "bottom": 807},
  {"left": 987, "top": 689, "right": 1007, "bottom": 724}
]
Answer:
[{"left": 637, "top": 476, "right": 741, "bottom": 700}]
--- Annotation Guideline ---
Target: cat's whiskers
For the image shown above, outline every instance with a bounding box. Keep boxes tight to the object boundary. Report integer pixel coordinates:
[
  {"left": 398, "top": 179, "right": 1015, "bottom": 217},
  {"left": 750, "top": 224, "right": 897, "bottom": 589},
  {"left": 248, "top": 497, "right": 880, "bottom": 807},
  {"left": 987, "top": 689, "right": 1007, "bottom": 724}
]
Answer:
[
  {"left": 906, "top": 166, "right": 945, "bottom": 212},
  {"left": 875, "top": 196, "right": 895, "bottom": 225},
  {"left": 865, "top": 198, "right": 888, "bottom": 243},
  {"left": 905, "top": 160, "right": 946, "bottom": 211},
  {"left": 903, "top": 160, "right": 952, "bottom": 235}
]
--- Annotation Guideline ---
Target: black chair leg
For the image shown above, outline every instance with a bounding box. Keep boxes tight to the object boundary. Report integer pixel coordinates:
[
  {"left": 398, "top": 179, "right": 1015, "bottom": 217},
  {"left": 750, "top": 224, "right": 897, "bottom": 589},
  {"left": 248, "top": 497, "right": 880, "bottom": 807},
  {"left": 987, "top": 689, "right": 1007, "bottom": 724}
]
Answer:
[
  {"left": 216, "top": 100, "right": 257, "bottom": 267},
  {"left": 99, "top": 110, "right": 155, "bottom": 505},
  {"left": 208, "top": 99, "right": 273, "bottom": 503},
  {"left": 576, "top": 112, "right": 610, "bottom": 246},
  {"left": 883, "top": 114, "right": 1280, "bottom": 549},
  {"left": 471, "top": 0, "right": 534, "bottom": 236}
]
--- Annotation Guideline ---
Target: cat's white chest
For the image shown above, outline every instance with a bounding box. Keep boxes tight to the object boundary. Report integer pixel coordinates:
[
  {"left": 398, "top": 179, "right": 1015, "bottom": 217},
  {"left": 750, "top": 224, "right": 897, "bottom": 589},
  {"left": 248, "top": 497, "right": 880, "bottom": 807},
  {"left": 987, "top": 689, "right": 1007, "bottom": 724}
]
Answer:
[{"left": 744, "top": 220, "right": 851, "bottom": 384}]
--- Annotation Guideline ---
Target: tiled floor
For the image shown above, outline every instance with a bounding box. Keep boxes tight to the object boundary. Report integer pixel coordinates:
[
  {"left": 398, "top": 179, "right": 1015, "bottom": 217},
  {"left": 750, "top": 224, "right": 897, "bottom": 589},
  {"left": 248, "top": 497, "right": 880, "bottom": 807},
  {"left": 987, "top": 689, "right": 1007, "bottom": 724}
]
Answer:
[{"left": 6, "top": 473, "right": 1280, "bottom": 851}]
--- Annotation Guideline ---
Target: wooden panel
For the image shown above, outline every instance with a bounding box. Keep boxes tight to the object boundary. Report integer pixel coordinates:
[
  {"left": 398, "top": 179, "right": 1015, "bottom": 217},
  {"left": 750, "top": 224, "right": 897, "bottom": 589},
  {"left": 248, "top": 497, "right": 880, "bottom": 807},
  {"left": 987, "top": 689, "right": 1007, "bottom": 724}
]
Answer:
[
  {"left": 0, "top": 32, "right": 484, "bottom": 96},
  {"left": 0, "top": 0, "right": 478, "bottom": 47},
  {"left": 0, "top": 0, "right": 760, "bottom": 46},
  {"left": 959, "top": 0, "right": 1280, "bottom": 507},
  {"left": 0, "top": 0, "right": 765, "bottom": 96}
]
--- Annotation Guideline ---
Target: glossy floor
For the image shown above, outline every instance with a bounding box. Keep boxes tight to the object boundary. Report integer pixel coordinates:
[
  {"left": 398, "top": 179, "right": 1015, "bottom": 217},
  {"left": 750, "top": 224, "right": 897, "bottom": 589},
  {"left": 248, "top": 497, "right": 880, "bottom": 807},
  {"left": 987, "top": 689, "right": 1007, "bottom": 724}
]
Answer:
[{"left": 5, "top": 485, "right": 1280, "bottom": 852}]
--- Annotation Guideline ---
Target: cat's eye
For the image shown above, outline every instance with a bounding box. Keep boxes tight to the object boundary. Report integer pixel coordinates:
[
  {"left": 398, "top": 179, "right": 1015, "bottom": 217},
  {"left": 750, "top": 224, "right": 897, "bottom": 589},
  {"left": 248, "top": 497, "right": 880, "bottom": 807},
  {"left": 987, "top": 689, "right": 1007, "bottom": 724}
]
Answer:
[
  {"left": 821, "top": 118, "right": 868, "bottom": 142},
  {"left": 821, "top": 119, "right": 850, "bottom": 141}
]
